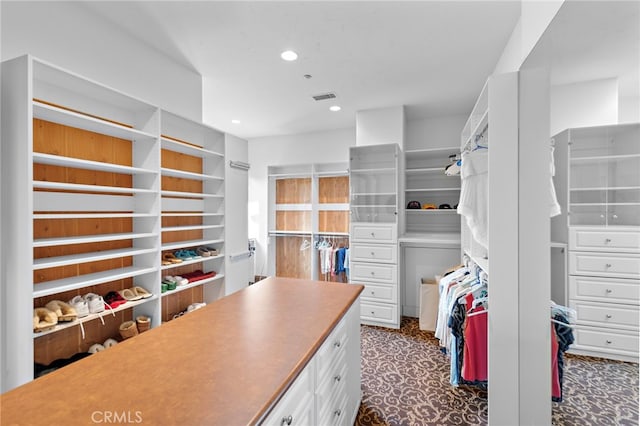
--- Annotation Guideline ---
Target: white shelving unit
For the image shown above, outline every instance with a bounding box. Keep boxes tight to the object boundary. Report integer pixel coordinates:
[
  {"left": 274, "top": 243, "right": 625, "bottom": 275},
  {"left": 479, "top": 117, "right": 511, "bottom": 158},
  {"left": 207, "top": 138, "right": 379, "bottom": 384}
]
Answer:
[{"left": 1, "top": 55, "right": 226, "bottom": 391}]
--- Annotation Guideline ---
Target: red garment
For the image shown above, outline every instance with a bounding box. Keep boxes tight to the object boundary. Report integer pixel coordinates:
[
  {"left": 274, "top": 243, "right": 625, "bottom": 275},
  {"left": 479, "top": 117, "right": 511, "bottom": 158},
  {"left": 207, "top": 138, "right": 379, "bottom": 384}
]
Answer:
[
  {"left": 551, "top": 324, "right": 561, "bottom": 399},
  {"left": 462, "top": 292, "right": 488, "bottom": 382}
]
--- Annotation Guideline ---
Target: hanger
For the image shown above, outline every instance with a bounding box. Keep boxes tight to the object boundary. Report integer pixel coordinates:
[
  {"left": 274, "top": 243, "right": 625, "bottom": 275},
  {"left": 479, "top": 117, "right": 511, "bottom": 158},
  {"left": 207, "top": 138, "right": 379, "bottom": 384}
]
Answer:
[{"left": 300, "top": 239, "right": 311, "bottom": 251}]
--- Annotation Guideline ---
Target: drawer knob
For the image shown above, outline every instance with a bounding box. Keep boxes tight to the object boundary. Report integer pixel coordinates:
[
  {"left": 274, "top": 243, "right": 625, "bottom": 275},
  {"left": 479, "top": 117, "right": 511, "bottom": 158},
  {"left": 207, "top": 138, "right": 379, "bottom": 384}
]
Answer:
[
  {"left": 606, "top": 340, "right": 612, "bottom": 344},
  {"left": 334, "top": 374, "right": 342, "bottom": 382},
  {"left": 605, "top": 263, "right": 612, "bottom": 268},
  {"left": 605, "top": 238, "right": 612, "bottom": 243},
  {"left": 606, "top": 289, "right": 613, "bottom": 294},
  {"left": 371, "top": 272, "right": 375, "bottom": 275},
  {"left": 281, "top": 415, "right": 293, "bottom": 426},
  {"left": 371, "top": 232, "right": 375, "bottom": 237},
  {"left": 371, "top": 251, "right": 375, "bottom": 256},
  {"left": 334, "top": 409, "right": 342, "bottom": 417},
  {"left": 606, "top": 314, "right": 612, "bottom": 319},
  {"left": 371, "top": 291, "right": 375, "bottom": 295},
  {"left": 371, "top": 311, "right": 375, "bottom": 315},
  {"left": 333, "top": 341, "right": 341, "bottom": 348}
]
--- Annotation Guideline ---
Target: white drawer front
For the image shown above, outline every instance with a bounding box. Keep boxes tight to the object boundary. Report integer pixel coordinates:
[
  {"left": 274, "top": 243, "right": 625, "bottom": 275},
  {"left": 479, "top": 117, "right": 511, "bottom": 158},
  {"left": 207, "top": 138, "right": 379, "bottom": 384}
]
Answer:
[
  {"left": 361, "top": 301, "right": 397, "bottom": 323},
  {"left": 350, "top": 263, "right": 397, "bottom": 284},
  {"left": 360, "top": 283, "right": 397, "bottom": 303},
  {"left": 569, "top": 252, "right": 640, "bottom": 279},
  {"left": 317, "top": 377, "right": 348, "bottom": 426},
  {"left": 262, "top": 361, "right": 314, "bottom": 426},
  {"left": 351, "top": 224, "right": 396, "bottom": 243},
  {"left": 573, "top": 326, "right": 640, "bottom": 355},
  {"left": 316, "top": 350, "right": 348, "bottom": 417},
  {"left": 316, "top": 319, "right": 347, "bottom": 380},
  {"left": 569, "top": 276, "right": 640, "bottom": 305},
  {"left": 570, "top": 228, "right": 640, "bottom": 253},
  {"left": 350, "top": 244, "right": 397, "bottom": 263},
  {"left": 570, "top": 301, "right": 639, "bottom": 331}
]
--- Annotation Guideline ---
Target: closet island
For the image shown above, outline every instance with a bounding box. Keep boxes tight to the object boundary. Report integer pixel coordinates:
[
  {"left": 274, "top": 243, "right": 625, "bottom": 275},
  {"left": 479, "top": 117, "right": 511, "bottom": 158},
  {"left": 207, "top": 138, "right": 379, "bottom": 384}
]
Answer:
[{"left": 1, "top": 277, "right": 364, "bottom": 425}]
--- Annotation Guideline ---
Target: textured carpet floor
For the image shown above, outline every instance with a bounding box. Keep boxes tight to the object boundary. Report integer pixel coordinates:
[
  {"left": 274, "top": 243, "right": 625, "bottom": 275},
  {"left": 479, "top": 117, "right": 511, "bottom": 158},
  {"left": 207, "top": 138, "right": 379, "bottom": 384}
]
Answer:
[{"left": 356, "top": 317, "right": 639, "bottom": 426}]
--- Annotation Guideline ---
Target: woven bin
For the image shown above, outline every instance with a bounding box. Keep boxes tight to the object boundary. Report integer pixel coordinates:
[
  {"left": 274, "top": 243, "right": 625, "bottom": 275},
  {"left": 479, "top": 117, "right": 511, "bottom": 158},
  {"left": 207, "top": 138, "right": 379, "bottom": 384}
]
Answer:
[
  {"left": 136, "top": 316, "right": 151, "bottom": 333},
  {"left": 119, "top": 320, "right": 139, "bottom": 340}
]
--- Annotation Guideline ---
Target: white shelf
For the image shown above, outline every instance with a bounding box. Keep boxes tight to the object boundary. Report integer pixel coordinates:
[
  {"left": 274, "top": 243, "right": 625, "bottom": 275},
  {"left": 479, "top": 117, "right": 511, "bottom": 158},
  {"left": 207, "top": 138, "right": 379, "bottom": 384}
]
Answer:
[
  {"left": 162, "top": 224, "right": 224, "bottom": 232},
  {"left": 405, "top": 187, "right": 460, "bottom": 192},
  {"left": 268, "top": 173, "right": 312, "bottom": 179},
  {"left": 570, "top": 186, "right": 640, "bottom": 191},
  {"left": 405, "top": 147, "right": 459, "bottom": 155},
  {"left": 570, "top": 202, "right": 640, "bottom": 207},
  {"left": 161, "top": 212, "right": 223, "bottom": 217},
  {"left": 463, "top": 109, "right": 489, "bottom": 150},
  {"left": 34, "top": 213, "right": 156, "bottom": 219},
  {"left": 33, "top": 180, "right": 156, "bottom": 195},
  {"left": 274, "top": 204, "right": 312, "bottom": 211},
  {"left": 161, "top": 190, "right": 223, "bottom": 199},
  {"left": 161, "top": 274, "right": 224, "bottom": 297},
  {"left": 406, "top": 209, "right": 458, "bottom": 214},
  {"left": 33, "top": 153, "right": 156, "bottom": 175},
  {"left": 33, "top": 231, "right": 157, "bottom": 248},
  {"left": 161, "top": 254, "right": 224, "bottom": 271},
  {"left": 161, "top": 238, "right": 224, "bottom": 251},
  {"left": 161, "top": 167, "right": 223, "bottom": 181},
  {"left": 351, "top": 192, "right": 396, "bottom": 196},
  {"left": 33, "top": 247, "right": 157, "bottom": 270},
  {"left": 33, "top": 295, "right": 158, "bottom": 339},
  {"left": 405, "top": 167, "right": 444, "bottom": 173},
  {"left": 33, "top": 266, "right": 157, "bottom": 298},
  {"left": 33, "top": 101, "right": 156, "bottom": 142},
  {"left": 268, "top": 230, "right": 312, "bottom": 236},
  {"left": 351, "top": 204, "right": 396, "bottom": 208},
  {"left": 350, "top": 168, "right": 396, "bottom": 174},
  {"left": 315, "top": 171, "right": 348, "bottom": 177},
  {"left": 318, "top": 203, "right": 350, "bottom": 211},
  {"left": 570, "top": 153, "right": 640, "bottom": 163},
  {"left": 161, "top": 137, "right": 223, "bottom": 158}
]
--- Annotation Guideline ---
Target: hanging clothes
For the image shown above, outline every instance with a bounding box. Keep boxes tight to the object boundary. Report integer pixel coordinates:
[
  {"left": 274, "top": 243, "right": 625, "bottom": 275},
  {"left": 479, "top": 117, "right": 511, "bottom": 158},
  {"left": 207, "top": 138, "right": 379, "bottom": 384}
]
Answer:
[
  {"left": 457, "top": 149, "right": 489, "bottom": 249},
  {"left": 549, "top": 144, "right": 562, "bottom": 218},
  {"left": 462, "top": 292, "right": 488, "bottom": 382}
]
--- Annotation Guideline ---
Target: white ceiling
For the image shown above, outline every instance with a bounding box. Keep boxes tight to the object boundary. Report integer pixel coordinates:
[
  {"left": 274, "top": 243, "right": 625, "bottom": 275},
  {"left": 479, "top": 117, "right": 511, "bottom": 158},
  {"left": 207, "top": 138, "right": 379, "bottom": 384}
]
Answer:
[{"left": 81, "top": 1, "right": 521, "bottom": 139}]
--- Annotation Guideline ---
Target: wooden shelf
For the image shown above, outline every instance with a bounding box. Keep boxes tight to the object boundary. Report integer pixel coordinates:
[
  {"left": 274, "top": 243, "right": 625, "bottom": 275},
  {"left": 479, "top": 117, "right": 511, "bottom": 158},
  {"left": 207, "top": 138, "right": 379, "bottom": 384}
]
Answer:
[
  {"left": 33, "top": 295, "right": 158, "bottom": 338},
  {"left": 33, "top": 266, "right": 157, "bottom": 298},
  {"left": 33, "top": 247, "right": 157, "bottom": 270}
]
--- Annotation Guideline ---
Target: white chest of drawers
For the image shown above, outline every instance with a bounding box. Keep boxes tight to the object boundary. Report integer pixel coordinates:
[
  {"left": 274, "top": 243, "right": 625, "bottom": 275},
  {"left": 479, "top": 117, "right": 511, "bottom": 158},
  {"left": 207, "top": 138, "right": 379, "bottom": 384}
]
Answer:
[{"left": 568, "top": 227, "right": 640, "bottom": 362}]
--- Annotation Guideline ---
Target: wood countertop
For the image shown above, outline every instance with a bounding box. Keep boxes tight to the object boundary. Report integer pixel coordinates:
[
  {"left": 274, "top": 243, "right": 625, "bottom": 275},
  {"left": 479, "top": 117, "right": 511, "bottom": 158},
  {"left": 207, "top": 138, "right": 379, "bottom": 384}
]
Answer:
[{"left": 1, "top": 277, "right": 364, "bottom": 425}]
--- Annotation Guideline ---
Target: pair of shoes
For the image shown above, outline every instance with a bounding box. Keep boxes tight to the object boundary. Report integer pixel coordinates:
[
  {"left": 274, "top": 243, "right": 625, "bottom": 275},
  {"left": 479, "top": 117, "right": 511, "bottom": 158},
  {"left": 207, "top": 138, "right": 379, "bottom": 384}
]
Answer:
[
  {"left": 46, "top": 300, "right": 77, "bottom": 321},
  {"left": 196, "top": 246, "right": 218, "bottom": 257},
  {"left": 117, "top": 286, "right": 153, "bottom": 301},
  {"left": 104, "top": 291, "right": 127, "bottom": 309},
  {"left": 174, "top": 249, "right": 201, "bottom": 261},
  {"left": 33, "top": 307, "right": 59, "bottom": 332},
  {"left": 163, "top": 275, "right": 188, "bottom": 286},
  {"left": 89, "top": 338, "right": 119, "bottom": 354},
  {"left": 162, "top": 252, "right": 183, "bottom": 264},
  {"left": 187, "top": 302, "right": 206, "bottom": 313},
  {"left": 119, "top": 320, "right": 139, "bottom": 340},
  {"left": 68, "top": 293, "right": 106, "bottom": 317},
  {"left": 136, "top": 315, "right": 151, "bottom": 333}
]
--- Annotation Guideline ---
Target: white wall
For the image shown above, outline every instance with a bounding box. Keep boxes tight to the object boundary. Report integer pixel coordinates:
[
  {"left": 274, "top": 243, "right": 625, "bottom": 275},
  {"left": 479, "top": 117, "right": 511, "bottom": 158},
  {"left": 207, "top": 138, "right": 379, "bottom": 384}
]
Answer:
[
  {"left": 619, "top": 95, "right": 640, "bottom": 124},
  {"left": 223, "top": 134, "right": 251, "bottom": 295},
  {"left": 1, "top": 1, "right": 203, "bottom": 121},
  {"left": 405, "top": 115, "right": 468, "bottom": 150},
  {"left": 550, "top": 78, "right": 618, "bottom": 136},
  {"left": 247, "top": 127, "right": 356, "bottom": 277},
  {"left": 356, "top": 106, "right": 406, "bottom": 148}
]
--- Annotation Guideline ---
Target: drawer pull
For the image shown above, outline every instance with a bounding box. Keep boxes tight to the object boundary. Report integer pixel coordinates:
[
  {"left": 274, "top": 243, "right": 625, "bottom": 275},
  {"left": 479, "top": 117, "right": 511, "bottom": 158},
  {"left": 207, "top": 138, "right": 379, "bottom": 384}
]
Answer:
[
  {"left": 606, "top": 340, "right": 612, "bottom": 344},
  {"left": 370, "top": 271, "right": 375, "bottom": 276},
  {"left": 370, "top": 232, "right": 375, "bottom": 237},
  {"left": 333, "top": 341, "right": 341, "bottom": 348},
  {"left": 371, "top": 291, "right": 375, "bottom": 295},
  {"left": 334, "top": 409, "right": 342, "bottom": 417},
  {"left": 605, "top": 238, "right": 612, "bottom": 244},
  {"left": 606, "top": 289, "right": 613, "bottom": 294},
  {"left": 371, "top": 311, "right": 375, "bottom": 315},
  {"left": 334, "top": 374, "right": 342, "bottom": 382},
  {"left": 605, "top": 263, "right": 612, "bottom": 268},
  {"left": 606, "top": 314, "right": 612, "bottom": 319},
  {"left": 281, "top": 415, "right": 293, "bottom": 426},
  {"left": 371, "top": 251, "right": 375, "bottom": 256}
]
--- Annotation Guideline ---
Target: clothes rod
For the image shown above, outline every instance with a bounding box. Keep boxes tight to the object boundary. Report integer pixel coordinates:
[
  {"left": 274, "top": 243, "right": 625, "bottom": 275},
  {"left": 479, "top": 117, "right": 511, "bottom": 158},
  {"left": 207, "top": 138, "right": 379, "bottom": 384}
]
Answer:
[
  {"left": 229, "top": 251, "right": 252, "bottom": 261},
  {"left": 230, "top": 160, "right": 250, "bottom": 171}
]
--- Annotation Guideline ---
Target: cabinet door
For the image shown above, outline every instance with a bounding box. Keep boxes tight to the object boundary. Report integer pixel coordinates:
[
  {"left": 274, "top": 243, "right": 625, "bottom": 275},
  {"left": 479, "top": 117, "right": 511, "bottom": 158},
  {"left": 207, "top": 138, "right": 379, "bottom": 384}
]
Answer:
[{"left": 262, "top": 362, "right": 314, "bottom": 426}]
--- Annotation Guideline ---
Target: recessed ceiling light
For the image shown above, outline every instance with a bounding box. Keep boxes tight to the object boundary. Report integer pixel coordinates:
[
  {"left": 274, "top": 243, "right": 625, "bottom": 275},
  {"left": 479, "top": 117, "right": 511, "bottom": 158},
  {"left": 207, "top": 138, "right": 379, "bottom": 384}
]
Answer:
[
  {"left": 281, "top": 50, "right": 298, "bottom": 61},
  {"left": 231, "top": 119, "right": 241, "bottom": 124},
  {"left": 329, "top": 105, "right": 341, "bottom": 112}
]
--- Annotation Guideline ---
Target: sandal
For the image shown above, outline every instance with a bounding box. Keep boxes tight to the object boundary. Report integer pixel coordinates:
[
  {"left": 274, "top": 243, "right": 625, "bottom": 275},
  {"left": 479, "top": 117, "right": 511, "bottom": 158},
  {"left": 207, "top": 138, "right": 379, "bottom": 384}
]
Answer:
[
  {"left": 131, "top": 286, "right": 152, "bottom": 299},
  {"left": 163, "top": 252, "right": 183, "bottom": 264},
  {"left": 34, "top": 307, "right": 58, "bottom": 332},
  {"left": 118, "top": 288, "right": 142, "bottom": 301},
  {"left": 103, "top": 291, "right": 127, "bottom": 309},
  {"left": 174, "top": 250, "right": 193, "bottom": 261},
  {"left": 45, "top": 300, "right": 77, "bottom": 322},
  {"left": 197, "top": 246, "right": 211, "bottom": 257}
]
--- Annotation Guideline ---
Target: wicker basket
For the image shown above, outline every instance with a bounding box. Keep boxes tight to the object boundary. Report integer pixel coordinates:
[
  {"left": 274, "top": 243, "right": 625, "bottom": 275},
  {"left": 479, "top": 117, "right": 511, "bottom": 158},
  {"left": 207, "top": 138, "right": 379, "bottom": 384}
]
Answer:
[
  {"left": 136, "top": 315, "right": 151, "bottom": 333},
  {"left": 119, "top": 320, "right": 139, "bottom": 339}
]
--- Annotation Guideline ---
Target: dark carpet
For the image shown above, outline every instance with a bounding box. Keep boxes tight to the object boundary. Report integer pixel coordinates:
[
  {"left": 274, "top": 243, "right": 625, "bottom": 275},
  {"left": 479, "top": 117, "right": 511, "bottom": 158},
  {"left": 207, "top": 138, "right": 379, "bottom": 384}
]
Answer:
[{"left": 357, "top": 317, "right": 639, "bottom": 426}]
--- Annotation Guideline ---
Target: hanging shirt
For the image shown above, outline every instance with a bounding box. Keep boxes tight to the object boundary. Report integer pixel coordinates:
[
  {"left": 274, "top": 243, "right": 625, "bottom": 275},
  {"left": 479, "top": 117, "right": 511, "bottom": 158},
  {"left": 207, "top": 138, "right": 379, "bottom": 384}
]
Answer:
[
  {"left": 462, "top": 292, "right": 488, "bottom": 382},
  {"left": 457, "top": 149, "right": 489, "bottom": 249},
  {"left": 549, "top": 145, "right": 562, "bottom": 218}
]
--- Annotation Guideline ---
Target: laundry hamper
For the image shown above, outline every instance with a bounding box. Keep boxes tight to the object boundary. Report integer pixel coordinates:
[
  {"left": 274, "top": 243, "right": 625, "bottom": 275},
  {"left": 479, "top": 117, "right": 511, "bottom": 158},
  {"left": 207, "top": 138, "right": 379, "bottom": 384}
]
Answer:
[{"left": 419, "top": 278, "right": 439, "bottom": 331}]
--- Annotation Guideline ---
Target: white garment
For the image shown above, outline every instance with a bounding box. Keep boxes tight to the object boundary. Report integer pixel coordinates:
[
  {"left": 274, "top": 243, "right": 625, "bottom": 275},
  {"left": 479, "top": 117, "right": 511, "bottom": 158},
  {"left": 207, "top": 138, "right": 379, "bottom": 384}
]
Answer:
[
  {"left": 343, "top": 248, "right": 350, "bottom": 270},
  {"left": 549, "top": 145, "right": 562, "bottom": 218},
  {"left": 319, "top": 247, "right": 332, "bottom": 274},
  {"left": 457, "top": 149, "right": 489, "bottom": 250}
]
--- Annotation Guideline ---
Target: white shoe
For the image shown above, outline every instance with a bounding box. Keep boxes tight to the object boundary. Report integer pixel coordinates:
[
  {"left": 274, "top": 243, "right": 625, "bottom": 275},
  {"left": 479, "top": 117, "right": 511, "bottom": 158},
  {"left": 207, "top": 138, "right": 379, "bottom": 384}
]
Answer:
[
  {"left": 103, "top": 338, "right": 118, "bottom": 349},
  {"left": 88, "top": 343, "right": 105, "bottom": 354},
  {"left": 187, "top": 302, "right": 206, "bottom": 313},
  {"left": 84, "top": 293, "right": 105, "bottom": 314},
  {"left": 69, "top": 295, "right": 89, "bottom": 318}
]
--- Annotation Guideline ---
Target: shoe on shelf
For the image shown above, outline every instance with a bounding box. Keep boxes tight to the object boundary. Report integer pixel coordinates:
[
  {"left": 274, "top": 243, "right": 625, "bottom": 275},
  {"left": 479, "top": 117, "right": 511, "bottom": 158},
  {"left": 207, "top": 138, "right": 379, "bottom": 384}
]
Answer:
[
  {"left": 187, "top": 302, "right": 206, "bottom": 313},
  {"left": 163, "top": 252, "right": 183, "bottom": 264},
  {"left": 103, "top": 338, "right": 118, "bottom": 349},
  {"left": 119, "top": 320, "right": 139, "bottom": 340},
  {"left": 174, "top": 250, "right": 193, "bottom": 261},
  {"left": 136, "top": 316, "right": 151, "bottom": 333},
  {"left": 88, "top": 343, "right": 105, "bottom": 354},
  {"left": 131, "top": 286, "right": 152, "bottom": 299},
  {"left": 118, "top": 288, "right": 142, "bottom": 302},
  {"left": 196, "top": 246, "right": 212, "bottom": 257},
  {"left": 186, "top": 249, "right": 201, "bottom": 259},
  {"left": 45, "top": 300, "right": 77, "bottom": 322},
  {"left": 103, "top": 291, "right": 127, "bottom": 309},
  {"left": 205, "top": 247, "right": 219, "bottom": 256},
  {"left": 33, "top": 307, "right": 58, "bottom": 332},
  {"left": 68, "top": 295, "right": 90, "bottom": 318},
  {"left": 84, "top": 293, "right": 105, "bottom": 314}
]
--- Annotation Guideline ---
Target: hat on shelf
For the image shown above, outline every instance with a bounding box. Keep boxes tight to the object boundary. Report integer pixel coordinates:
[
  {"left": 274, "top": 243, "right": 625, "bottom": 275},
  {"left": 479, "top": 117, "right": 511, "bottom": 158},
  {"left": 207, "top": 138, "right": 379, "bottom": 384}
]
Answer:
[
  {"left": 422, "top": 203, "right": 437, "bottom": 210},
  {"left": 407, "top": 201, "right": 421, "bottom": 209}
]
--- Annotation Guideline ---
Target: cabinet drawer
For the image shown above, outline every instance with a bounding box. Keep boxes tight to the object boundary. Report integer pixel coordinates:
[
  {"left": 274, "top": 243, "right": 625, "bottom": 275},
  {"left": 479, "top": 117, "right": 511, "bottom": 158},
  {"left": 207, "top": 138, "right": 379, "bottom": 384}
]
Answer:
[
  {"left": 316, "top": 350, "right": 348, "bottom": 418},
  {"left": 262, "top": 361, "right": 314, "bottom": 426},
  {"left": 569, "top": 300, "right": 639, "bottom": 331},
  {"left": 350, "top": 263, "right": 397, "bottom": 284},
  {"left": 351, "top": 224, "right": 396, "bottom": 243},
  {"left": 361, "top": 301, "right": 397, "bottom": 324},
  {"left": 316, "top": 317, "right": 348, "bottom": 380},
  {"left": 573, "top": 326, "right": 639, "bottom": 356},
  {"left": 569, "top": 252, "right": 640, "bottom": 279},
  {"left": 360, "top": 283, "right": 397, "bottom": 303},
  {"left": 350, "top": 244, "right": 397, "bottom": 263},
  {"left": 569, "top": 276, "right": 640, "bottom": 305},
  {"left": 570, "top": 228, "right": 640, "bottom": 253}
]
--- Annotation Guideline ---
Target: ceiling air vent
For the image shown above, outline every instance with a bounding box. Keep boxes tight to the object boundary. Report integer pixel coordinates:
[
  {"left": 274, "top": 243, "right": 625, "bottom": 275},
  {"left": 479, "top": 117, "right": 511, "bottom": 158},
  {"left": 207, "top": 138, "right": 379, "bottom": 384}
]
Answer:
[{"left": 312, "top": 92, "right": 337, "bottom": 101}]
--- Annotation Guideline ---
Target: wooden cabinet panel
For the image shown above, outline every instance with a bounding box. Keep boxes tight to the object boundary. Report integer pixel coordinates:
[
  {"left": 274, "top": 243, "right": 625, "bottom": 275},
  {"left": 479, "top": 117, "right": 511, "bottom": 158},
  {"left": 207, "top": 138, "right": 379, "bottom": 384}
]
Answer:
[
  {"left": 276, "top": 178, "right": 311, "bottom": 204},
  {"left": 319, "top": 176, "right": 349, "bottom": 203}
]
